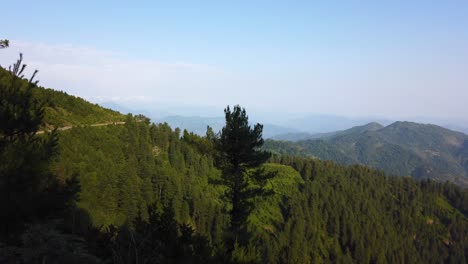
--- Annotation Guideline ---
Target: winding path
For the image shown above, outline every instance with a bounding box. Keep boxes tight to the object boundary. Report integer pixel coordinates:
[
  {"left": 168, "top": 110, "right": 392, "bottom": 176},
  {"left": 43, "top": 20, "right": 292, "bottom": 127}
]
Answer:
[{"left": 36, "top": 121, "right": 126, "bottom": 135}]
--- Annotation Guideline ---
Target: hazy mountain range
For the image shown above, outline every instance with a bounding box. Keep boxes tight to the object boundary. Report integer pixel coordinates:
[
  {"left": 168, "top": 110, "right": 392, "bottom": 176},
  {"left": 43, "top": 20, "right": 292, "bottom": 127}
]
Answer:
[
  {"left": 99, "top": 101, "right": 468, "bottom": 186},
  {"left": 265, "top": 122, "right": 468, "bottom": 186},
  {"left": 156, "top": 115, "right": 303, "bottom": 139},
  {"left": 101, "top": 101, "right": 468, "bottom": 136}
]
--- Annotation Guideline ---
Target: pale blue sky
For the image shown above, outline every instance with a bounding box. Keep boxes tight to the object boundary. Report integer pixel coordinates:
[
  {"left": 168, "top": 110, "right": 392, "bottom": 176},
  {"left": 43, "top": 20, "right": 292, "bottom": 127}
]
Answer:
[{"left": 1, "top": 1, "right": 468, "bottom": 122}]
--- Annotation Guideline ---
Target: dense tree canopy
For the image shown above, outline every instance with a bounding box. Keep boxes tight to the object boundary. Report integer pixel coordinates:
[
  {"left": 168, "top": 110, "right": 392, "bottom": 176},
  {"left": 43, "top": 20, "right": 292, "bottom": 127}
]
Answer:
[
  {"left": 0, "top": 55, "right": 74, "bottom": 236},
  {"left": 264, "top": 121, "right": 468, "bottom": 187},
  {"left": 214, "top": 105, "right": 274, "bottom": 252},
  {"left": 0, "top": 55, "right": 83, "bottom": 262}
]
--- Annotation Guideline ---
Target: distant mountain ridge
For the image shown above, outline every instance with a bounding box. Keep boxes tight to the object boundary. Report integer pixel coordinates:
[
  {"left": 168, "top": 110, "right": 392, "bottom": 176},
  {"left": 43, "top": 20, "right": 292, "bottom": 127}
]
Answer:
[
  {"left": 271, "top": 122, "right": 385, "bottom": 141},
  {"left": 279, "top": 114, "right": 393, "bottom": 134},
  {"left": 265, "top": 121, "right": 468, "bottom": 186},
  {"left": 155, "top": 115, "right": 301, "bottom": 139}
]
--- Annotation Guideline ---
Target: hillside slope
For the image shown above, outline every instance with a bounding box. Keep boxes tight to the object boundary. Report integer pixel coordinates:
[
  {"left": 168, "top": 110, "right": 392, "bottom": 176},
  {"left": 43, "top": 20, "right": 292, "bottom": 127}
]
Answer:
[
  {"left": 265, "top": 122, "right": 468, "bottom": 186},
  {"left": 42, "top": 90, "right": 468, "bottom": 262},
  {"left": 54, "top": 116, "right": 468, "bottom": 263},
  {"left": 0, "top": 66, "right": 124, "bottom": 128}
]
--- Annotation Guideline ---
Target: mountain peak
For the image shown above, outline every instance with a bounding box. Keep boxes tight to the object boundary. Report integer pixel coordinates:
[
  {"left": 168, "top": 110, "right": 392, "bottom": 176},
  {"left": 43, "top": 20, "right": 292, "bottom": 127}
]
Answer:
[
  {"left": 362, "top": 122, "right": 384, "bottom": 130},
  {"left": 384, "top": 121, "right": 458, "bottom": 134},
  {"left": 337, "top": 122, "right": 384, "bottom": 136},
  {"left": 388, "top": 121, "right": 420, "bottom": 127}
]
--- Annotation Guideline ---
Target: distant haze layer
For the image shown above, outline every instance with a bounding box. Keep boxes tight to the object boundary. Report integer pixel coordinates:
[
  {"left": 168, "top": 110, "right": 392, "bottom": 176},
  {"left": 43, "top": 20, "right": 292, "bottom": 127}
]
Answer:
[{"left": 1, "top": 2, "right": 467, "bottom": 124}]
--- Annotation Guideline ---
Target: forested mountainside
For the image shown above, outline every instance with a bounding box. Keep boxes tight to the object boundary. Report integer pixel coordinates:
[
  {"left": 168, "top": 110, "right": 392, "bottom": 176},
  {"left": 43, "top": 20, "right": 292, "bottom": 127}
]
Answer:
[
  {"left": 0, "top": 66, "right": 124, "bottom": 129},
  {"left": 265, "top": 122, "right": 468, "bottom": 186},
  {"left": 1, "top": 62, "right": 468, "bottom": 263},
  {"left": 271, "top": 122, "right": 384, "bottom": 141},
  {"left": 54, "top": 118, "right": 468, "bottom": 263}
]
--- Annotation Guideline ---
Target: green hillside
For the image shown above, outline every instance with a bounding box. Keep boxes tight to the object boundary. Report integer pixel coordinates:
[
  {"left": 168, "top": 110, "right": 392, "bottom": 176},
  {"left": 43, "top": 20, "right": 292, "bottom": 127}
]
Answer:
[
  {"left": 49, "top": 116, "right": 468, "bottom": 263},
  {"left": 265, "top": 122, "right": 468, "bottom": 186},
  {"left": 0, "top": 66, "right": 124, "bottom": 129},
  {"left": 35, "top": 88, "right": 125, "bottom": 128}
]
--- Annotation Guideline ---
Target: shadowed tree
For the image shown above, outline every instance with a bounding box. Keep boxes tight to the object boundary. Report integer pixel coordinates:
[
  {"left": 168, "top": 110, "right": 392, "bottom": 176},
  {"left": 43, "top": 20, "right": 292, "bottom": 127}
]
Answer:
[
  {"left": 214, "top": 105, "right": 275, "bottom": 252},
  {"left": 0, "top": 54, "right": 78, "bottom": 241},
  {"left": 0, "top": 39, "right": 8, "bottom": 49}
]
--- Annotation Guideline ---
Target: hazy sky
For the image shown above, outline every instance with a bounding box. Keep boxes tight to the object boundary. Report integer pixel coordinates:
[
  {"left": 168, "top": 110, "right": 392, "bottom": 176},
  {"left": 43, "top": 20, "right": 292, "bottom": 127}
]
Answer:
[{"left": 1, "top": 1, "right": 467, "bottom": 122}]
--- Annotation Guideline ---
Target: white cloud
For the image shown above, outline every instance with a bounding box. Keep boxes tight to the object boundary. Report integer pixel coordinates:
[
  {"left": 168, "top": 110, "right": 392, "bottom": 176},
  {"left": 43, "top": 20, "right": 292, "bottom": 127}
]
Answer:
[{"left": 0, "top": 40, "right": 229, "bottom": 105}]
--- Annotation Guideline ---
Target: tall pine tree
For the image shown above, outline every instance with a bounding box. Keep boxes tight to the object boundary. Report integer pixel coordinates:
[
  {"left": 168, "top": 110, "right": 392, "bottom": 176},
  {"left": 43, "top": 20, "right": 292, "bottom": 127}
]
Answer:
[
  {"left": 0, "top": 54, "right": 77, "bottom": 241},
  {"left": 214, "top": 105, "right": 274, "bottom": 251}
]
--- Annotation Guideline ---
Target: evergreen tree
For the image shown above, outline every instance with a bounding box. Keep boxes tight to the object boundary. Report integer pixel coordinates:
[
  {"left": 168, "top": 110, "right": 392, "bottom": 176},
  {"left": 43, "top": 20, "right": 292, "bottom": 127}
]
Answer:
[
  {"left": 0, "top": 39, "right": 8, "bottom": 49},
  {"left": 0, "top": 54, "right": 78, "bottom": 240},
  {"left": 214, "top": 105, "right": 274, "bottom": 250}
]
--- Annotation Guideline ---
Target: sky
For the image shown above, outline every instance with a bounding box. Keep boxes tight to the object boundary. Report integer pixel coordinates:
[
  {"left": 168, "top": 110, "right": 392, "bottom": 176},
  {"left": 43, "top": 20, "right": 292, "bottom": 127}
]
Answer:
[{"left": 1, "top": 0, "right": 468, "bottom": 123}]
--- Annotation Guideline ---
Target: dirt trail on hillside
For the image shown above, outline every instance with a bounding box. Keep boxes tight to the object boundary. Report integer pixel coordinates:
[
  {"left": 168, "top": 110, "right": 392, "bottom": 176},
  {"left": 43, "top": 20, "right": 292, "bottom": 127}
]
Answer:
[{"left": 36, "top": 121, "right": 126, "bottom": 135}]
